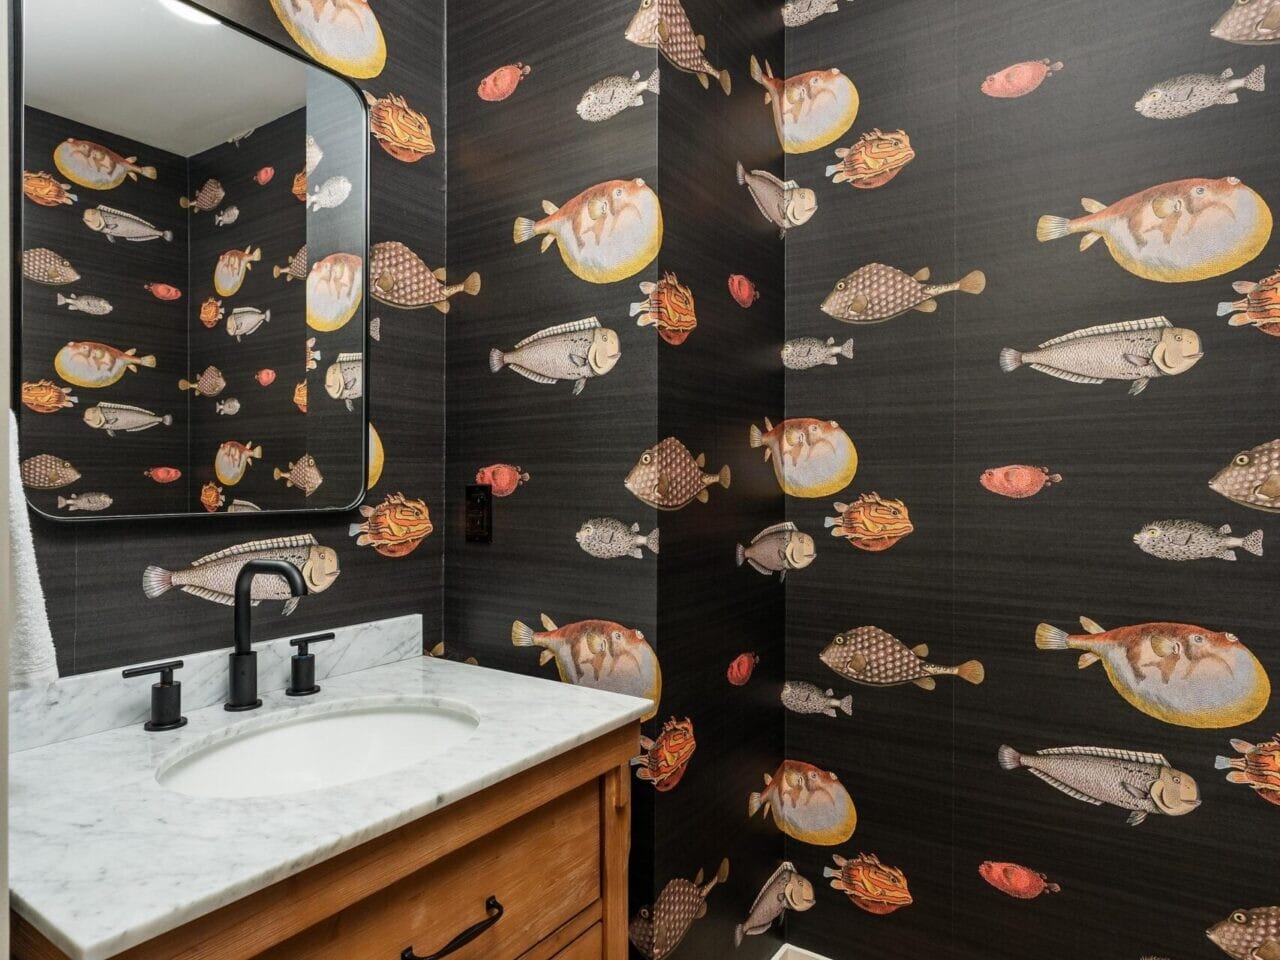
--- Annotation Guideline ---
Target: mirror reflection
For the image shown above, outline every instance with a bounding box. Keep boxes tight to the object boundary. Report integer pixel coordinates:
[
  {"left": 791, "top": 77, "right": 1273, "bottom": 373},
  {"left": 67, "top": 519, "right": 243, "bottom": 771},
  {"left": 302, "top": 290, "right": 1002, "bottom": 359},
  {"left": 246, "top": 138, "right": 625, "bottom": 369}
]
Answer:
[{"left": 18, "top": 0, "right": 369, "bottom": 518}]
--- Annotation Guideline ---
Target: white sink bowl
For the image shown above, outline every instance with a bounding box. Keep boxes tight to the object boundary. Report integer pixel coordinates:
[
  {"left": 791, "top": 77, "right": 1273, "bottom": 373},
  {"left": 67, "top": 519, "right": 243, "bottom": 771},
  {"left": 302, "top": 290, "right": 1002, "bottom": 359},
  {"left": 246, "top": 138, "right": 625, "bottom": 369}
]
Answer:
[{"left": 157, "top": 697, "right": 479, "bottom": 799}]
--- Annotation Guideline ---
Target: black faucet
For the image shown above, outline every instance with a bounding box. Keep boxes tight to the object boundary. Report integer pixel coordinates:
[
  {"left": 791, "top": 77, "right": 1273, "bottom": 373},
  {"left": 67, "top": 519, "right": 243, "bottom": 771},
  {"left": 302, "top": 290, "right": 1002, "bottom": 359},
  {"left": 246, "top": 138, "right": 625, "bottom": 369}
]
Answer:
[{"left": 227, "top": 559, "right": 308, "bottom": 711}]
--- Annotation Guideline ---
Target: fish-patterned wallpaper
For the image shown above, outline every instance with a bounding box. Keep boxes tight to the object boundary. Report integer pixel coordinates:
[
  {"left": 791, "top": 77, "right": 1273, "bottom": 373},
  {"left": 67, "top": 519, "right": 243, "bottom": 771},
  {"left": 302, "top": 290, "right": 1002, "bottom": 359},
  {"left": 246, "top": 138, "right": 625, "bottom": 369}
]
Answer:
[
  {"left": 784, "top": 1, "right": 1280, "bottom": 959},
  {"left": 21, "top": 107, "right": 192, "bottom": 518},
  {"left": 443, "top": 0, "right": 787, "bottom": 956},
  {"left": 22, "top": 0, "right": 444, "bottom": 675}
]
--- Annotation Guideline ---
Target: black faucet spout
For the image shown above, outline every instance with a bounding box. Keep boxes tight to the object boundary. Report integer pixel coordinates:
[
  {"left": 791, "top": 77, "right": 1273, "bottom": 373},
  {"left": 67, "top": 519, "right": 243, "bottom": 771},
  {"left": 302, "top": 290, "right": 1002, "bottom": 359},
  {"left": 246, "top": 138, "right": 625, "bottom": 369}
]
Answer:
[{"left": 227, "top": 560, "right": 308, "bottom": 711}]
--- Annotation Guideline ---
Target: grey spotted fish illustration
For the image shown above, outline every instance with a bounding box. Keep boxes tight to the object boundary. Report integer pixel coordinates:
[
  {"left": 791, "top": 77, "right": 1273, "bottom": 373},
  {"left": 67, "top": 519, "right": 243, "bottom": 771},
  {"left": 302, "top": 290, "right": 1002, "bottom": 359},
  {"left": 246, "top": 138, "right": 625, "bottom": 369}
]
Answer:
[
  {"left": 215, "top": 398, "right": 240, "bottom": 416},
  {"left": 820, "top": 625, "right": 984, "bottom": 689},
  {"left": 56, "top": 293, "right": 112, "bottom": 315},
  {"left": 736, "top": 522, "right": 816, "bottom": 580},
  {"left": 782, "top": 0, "right": 847, "bottom": 27},
  {"left": 821, "top": 263, "right": 986, "bottom": 323},
  {"left": 736, "top": 162, "right": 817, "bottom": 236},
  {"left": 1000, "top": 317, "right": 1202, "bottom": 396},
  {"left": 577, "top": 69, "right": 661, "bottom": 121},
  {"left": 273, "top": 455, "right": 324, "bottom": 497},
  {"left": 23, "top": 248, "right": 79, "bottom": 285},
  {"left": 781, "top": 681, "right": 852, "bottom": 717},
  {"left": 179, "top": 365, "right": 226, "bottom": 397},
  {"left": 307, "top": 176, "right": 352, "bottom": 211},
  {"left": 734, "top": 861, "right": 815, "bottom": 947},
  {"left": 180, "top": 178, "right": 225, "bottom": 212},
  {"left": 82, "top": 402, "right": 172, "bottom": 436},
  {"left": 1212, "top": 0, "right": 1280, "bottom": 45},
  {"left": 575, "top": 517, "right": 660, "bottom": 559},
  {"left": 625, "top": 437, "right": 730, "bottom": 510},
  {"left": 1207, "top": 906, "right": 1280, "bottom": 960},
  {"left": 998, "top": 744, "right": 1201, "bottom": 826},
  {"left": 82, "top": 205, "right": 172, "bottom": 243},
  {"left": 1210, "top": 439, "right": 1280, "bottom": 512},
  {"left": 143, "top": 534, "right": 340, "bottom": 616},
  {"left": 489, "top": 318, "right": 621, "bottom": 396},
  {"left": 56, "top": 492, "right": 113, "bottom": 512},
  {"left": 1136, "top": 66, "right": 1265, "bottom": 119},
  {"left": 624, "top": 0, "right": 731, "bottom": 94},
  {"left": 629, "top": 859, "right": 730, "bottom": 960},
  {"left": 214, "top": 206, "right": 240, "bottom": 226},
  {"left": 782, "top": 336, "right": 854, "bottom": 369},
  {"left": 370, "top": 240, "right": 480, "bottom": 312},
  {"left": 20, "top": 454, "right": 80, "bottom": 489},
  {"left": 274, "top": 245, "right": 308, "bottom": 282},
  {"left": 1133, "top": 519, "right": 1263, "bottom": 561}
]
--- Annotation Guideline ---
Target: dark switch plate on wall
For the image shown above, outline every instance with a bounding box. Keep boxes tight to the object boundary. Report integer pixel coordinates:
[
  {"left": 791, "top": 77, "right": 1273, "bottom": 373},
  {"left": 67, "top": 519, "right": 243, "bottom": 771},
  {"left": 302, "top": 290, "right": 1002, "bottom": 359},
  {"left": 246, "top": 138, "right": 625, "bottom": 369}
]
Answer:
[{"left": 464, "top": 485, "right": 492, "bottom": 543}]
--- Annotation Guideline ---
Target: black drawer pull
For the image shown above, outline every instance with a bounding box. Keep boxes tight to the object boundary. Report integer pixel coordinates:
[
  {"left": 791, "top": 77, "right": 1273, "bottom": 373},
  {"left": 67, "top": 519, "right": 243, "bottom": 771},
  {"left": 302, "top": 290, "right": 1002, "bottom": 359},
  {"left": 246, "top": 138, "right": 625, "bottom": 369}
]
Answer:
[{"left": 401, "top": 896, "right": 504, "bottom": 960}]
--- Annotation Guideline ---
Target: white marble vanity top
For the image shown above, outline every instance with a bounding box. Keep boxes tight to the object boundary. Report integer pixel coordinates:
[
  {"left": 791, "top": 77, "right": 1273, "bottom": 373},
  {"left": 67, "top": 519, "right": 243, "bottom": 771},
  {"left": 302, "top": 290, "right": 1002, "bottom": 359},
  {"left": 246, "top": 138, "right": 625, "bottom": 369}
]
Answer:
[{"left": 9, "top": 655, "right": 650, "bottom": 960}]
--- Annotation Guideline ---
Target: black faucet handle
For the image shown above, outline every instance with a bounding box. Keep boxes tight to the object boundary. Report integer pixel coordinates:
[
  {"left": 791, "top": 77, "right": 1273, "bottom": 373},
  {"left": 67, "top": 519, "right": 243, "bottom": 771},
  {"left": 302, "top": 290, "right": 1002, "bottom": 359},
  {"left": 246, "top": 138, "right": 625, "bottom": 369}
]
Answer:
[
  {"left": 122, "top": 659, "right": 184, "bottom": 684},
  {"left": 289, "top": 632, "right": 335, "bottom": 656},
  {"left": 286, "top": 633, "right": 334, "bottom": 697},
  {"left": 122, "top": 660, "right": 187, "bottom": 732}
]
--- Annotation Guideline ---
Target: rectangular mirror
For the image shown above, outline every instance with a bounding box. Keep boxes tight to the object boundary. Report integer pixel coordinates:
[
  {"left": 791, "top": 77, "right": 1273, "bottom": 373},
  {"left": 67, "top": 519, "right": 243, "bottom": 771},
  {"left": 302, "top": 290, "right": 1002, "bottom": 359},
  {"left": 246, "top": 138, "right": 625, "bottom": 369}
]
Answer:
[{"left": 15, "top": 0, "right": 369, "bottom": 519}]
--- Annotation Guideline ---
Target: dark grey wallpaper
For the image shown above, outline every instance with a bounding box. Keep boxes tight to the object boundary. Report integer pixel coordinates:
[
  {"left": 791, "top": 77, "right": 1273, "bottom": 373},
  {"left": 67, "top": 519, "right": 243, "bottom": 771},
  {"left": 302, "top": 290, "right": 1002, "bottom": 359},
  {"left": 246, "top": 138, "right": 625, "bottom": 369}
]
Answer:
[
  {"left": 442, "top": 0, "right": 664, "bottom": 944},
  {"left": 785, "top": 2, "right": 1280, "bottom": 959}
]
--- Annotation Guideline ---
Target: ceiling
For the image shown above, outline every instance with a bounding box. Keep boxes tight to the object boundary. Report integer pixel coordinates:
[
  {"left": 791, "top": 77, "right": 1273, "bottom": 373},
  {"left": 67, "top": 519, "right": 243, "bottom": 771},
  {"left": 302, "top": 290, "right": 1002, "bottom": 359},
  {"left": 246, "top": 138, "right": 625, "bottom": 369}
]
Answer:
[{"left": 23, "top": 0, "right": 307, "bottom": 156}]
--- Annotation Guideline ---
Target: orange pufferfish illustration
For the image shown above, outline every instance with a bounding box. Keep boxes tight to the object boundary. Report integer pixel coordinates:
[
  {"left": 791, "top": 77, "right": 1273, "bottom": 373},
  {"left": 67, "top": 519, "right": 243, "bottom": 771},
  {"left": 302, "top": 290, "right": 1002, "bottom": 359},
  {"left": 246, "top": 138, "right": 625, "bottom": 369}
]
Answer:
[
  {"left": 364, "top": 91, "right": 435, "bottom": 162},
  {"left": 749, "top": 56, "right": 859, "bottom": 154},
  {"left": 825, "top": 493, "right": 913, "bottom": 551},
  {"left": 1217, "top": 734, "right": 1280, "bottom": 807},
  {"left": 824, "top": 853, "right": 912, "bottom": 914},
  {"left": 511, "top": 614, "right": 662, "bottom": 720},
  {"left": 749, "top": 759, "right": 858, "bottom": 845},
  {"left": 631, "top": 717, "right": 696, "bottom": 791},
  {"left": 1037, "top": 176, "right": 1272, "bottom": 283},
  {"left": 1220, "top": 268, "right": 1280, "bottom": 336},
  {"left": 269, "top": 0, "right": 386, "bottom": 80},
  {"left": 826, "top": 130, "right": 915, "bottom": 189},
  {"left": 750, "top": 417, "right": 858, "bottom": 498},
  {"left": 21, "top": 380, "right": 78, "bottom": 414},
  {"left": 306, "top": 253, "right": 363, "bottom": 332},
  {"left": 349, "top": 493, "right": 433, "bottom": 558},
  {"left": 513, "top": 178, "right": 663, "bottom": 284},
  {"left": 200, "top": 482, "right": 225, "bottom": 513},
  {"left": 631, "top": 272, "right": 697, "bottom": 344},
  {"left": 23, "top": 170, "right": 77, "bottom": 207}
]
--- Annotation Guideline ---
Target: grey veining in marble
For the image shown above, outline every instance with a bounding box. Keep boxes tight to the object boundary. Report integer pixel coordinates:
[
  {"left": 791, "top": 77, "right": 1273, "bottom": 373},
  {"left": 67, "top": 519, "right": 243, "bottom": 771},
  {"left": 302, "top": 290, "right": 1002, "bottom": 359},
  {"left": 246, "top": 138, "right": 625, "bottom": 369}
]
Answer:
[
  {"left": 9, "top": 655, "right": 650, "bottom": 960},
  {"left": 9, "top": 614, "right": 423, "bottom": 751}
]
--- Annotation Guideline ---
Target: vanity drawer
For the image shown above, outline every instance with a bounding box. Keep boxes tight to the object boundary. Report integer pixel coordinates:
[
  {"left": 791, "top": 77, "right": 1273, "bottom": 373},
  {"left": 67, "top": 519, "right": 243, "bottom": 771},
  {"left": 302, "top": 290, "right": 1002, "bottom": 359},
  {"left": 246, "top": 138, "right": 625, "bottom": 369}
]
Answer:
[
  {"left": 258, "top": 781, "right": 602, "bottom": 960},
  {"left": 552, "top": 923, "right": 602, "bottom": 959}
]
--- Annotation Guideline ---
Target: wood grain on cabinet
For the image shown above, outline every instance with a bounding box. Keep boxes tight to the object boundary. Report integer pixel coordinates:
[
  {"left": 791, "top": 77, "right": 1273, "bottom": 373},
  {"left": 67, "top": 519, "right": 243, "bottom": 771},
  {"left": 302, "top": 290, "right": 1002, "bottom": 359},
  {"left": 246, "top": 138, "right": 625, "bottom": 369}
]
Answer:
[
  {"left": 11, "top": 723, "right": 637, "bottom": 960},
  {"left": 551, "top": 924, "right": 602, "bottom": 960},
  {"left": 259, "top": 782, "right": 599, "bottom": 959}
]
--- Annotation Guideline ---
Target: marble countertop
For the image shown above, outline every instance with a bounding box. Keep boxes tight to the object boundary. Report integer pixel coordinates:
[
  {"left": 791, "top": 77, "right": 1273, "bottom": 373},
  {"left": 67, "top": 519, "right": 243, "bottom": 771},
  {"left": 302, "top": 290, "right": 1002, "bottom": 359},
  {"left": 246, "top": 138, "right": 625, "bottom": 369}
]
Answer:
[{"left": 10, "top": 656, "right": 650, "bottom": 960}]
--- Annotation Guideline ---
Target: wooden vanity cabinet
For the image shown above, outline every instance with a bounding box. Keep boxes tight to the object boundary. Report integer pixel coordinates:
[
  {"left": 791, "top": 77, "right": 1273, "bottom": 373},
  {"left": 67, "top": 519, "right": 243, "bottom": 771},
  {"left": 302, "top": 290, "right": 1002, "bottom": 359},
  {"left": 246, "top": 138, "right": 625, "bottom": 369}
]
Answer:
[{"left": 11, "top": 723, "right": 638, "bottom": 960}]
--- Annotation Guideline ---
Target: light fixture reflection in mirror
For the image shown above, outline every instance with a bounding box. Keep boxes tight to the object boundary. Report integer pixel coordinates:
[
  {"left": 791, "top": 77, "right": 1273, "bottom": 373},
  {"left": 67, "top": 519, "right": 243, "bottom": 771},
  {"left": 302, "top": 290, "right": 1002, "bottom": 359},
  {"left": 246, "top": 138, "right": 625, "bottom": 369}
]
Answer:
[{"left": 158, "top": 0, "right": 219, "bottom": 27}]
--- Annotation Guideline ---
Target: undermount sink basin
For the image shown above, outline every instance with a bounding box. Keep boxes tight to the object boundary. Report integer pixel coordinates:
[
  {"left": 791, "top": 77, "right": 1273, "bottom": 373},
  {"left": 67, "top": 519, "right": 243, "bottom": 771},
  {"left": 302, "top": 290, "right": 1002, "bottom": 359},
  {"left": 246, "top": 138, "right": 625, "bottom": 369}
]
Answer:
[{"left": 157, "top": 697, "right": 479, "bottom": 799}]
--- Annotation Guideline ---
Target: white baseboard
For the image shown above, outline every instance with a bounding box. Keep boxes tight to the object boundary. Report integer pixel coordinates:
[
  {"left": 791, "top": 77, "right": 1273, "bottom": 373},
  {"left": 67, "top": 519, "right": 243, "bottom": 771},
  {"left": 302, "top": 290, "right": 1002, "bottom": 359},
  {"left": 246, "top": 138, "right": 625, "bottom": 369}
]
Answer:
[{"left": 771, "top": 946, "right": 834, "bottom": 960}]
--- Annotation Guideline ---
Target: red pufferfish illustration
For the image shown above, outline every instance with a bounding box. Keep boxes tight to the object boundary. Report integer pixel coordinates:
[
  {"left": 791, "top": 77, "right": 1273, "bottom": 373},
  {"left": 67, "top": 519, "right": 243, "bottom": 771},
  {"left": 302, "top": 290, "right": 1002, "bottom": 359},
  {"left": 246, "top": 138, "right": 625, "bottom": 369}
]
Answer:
[
  {"left": 979, "top": 861, "right": 1062, "bottom": 899},
  {"left": 728, "top": 652, "right": 759, "bottom": 686},
  {"left": 475, "top": 463, "right": 529, "bottom": 497},
  {"left": 980, "top": 464, "right": 1062, "bottom": 499},
  {"left": 478, "top": 62, "right": 531, "bottom": 101}
]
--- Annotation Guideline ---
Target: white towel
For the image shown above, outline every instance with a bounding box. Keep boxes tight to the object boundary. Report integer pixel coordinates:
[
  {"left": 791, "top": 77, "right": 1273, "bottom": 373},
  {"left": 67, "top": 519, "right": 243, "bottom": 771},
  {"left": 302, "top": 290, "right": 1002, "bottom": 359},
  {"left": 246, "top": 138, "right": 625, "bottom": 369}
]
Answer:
[{"left": 8, "top": 408, "right": 59, "bottom": 688}]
